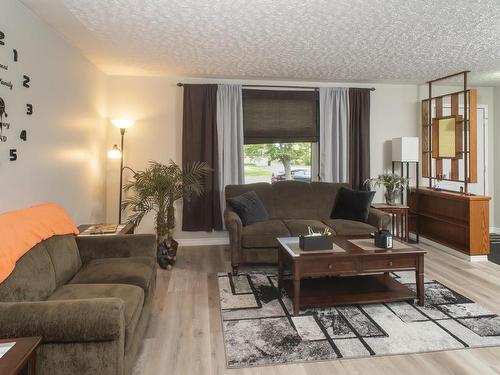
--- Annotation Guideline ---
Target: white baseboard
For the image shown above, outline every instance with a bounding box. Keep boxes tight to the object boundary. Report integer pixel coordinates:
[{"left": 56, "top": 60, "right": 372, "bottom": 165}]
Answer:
[
  {"left": 416, "top": 235, "right": 488, "bottom": 263},
  {"left": 177, "top": 237, "right": 229, "bottom": 247}
]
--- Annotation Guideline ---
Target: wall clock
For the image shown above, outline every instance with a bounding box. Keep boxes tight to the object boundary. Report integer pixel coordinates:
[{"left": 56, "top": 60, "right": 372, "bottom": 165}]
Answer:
[{"left": 0, "top": 29, "right": 31, "bottom": 162}]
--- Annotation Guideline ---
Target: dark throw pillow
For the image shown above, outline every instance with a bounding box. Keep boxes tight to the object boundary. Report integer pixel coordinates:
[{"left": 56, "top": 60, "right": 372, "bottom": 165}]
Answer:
[
  {"left": 227, "top": 191, "right": 269, "bottom": 226},
  {"left": 331, "top": 187, "right": 375, "bottom": 223}
]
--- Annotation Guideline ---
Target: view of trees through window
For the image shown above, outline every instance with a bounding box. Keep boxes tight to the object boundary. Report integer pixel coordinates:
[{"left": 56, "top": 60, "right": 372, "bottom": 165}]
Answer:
[{"left": 244, "top": 143, "right": 312, "bottom": 184}]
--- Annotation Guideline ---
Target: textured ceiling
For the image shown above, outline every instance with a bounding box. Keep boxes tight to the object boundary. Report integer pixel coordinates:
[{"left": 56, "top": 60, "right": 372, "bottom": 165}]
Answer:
[{"left": 20, "top": 0, "right": 500, "bottom": 84}]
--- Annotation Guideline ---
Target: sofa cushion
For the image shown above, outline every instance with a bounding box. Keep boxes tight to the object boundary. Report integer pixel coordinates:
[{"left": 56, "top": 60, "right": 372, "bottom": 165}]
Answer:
[
  {"left": 311, "top": 182, "right": 350, "bottom": 220},
  {"left": 272, "top": 181, "right": 318, "bottom": 219},
  {"left": 43, "top": 235, "right": 82, "bottom": 287},
  {"left": 69, "top": 256, "right": 155, "bottom": 291},
  {"left": 283, "top": 219, "right": 332, "bottom": 237},
  {"left": 48, "top": 283, "right": 144, "bottom": 350},
  {"left": 323, "top": 219, "right": 376, "bottom": 236},
  {"left": 0, "top": 242, "right": 56, "bottom": 302},
  {"left": 331, "top": 187, "right": 375, "bottom": 222},
  {"left": 241, "top": 220, "right": 290, "bottom": 248},
  {"left": 226, "top": 183, "right": 276, "bottom": 218},
  {"left": 227, "top": 191, "right": 269, "bottom": 226}
]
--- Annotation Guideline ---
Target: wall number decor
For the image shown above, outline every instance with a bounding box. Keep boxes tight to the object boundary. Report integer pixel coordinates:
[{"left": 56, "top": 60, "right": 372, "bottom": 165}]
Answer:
[
  {"left": 0, "top": 29, "right": 33, "bottom": 161},
  {"left": 22, "top": 75, "right": 30, "bottom": 88},
  {"left": 9, "top": 149, "right": 17, "bottom": 161}
]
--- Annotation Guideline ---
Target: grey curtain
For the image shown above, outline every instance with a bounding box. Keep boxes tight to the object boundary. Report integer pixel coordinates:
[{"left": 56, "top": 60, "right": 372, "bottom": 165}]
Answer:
[
  {"left": 349, "top": 88, "right": 371, "bottom": 190},
  {"left": 182, "top": 84, "right": 223, "bottom": 231},
  {"left": 319, "top": 87, "right": 349, "bottom": 182},
  {"left": 217, "top": 84, "right": 244, "bottom": 218}
]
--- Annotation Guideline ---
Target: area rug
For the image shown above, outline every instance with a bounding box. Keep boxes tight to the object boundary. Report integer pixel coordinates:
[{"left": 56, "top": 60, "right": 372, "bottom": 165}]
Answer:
[{"left": 218, "top": 271, "right": 500, "bottom": 368}]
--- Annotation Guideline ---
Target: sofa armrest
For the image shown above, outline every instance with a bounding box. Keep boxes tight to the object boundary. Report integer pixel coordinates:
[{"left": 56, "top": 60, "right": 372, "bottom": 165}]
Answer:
[
  {"left": 224, "top": 207, "right": 242, "bottom": 232},
  {"left": 0, "top": 298, "right": 124, "bottom": 343},
  {"left": 367, "top": 208, "right": 391, "bottom": 229},
  {"left": 224, "top": 208, "right": 242, "bottom": 270},
  {"left": 76, "top": 234, "right": 157, "bottom": 263}
]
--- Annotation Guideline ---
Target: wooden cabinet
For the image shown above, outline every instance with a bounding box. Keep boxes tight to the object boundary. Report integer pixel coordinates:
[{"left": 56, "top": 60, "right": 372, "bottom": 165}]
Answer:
[{"left": 409, "top": 188, "right": 490, "bottom": 256}]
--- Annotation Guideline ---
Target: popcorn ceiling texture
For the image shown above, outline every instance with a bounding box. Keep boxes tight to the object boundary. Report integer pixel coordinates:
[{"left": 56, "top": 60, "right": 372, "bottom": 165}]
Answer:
[{"left": 23, "top": 0, "right": 500, "bottom": 82}]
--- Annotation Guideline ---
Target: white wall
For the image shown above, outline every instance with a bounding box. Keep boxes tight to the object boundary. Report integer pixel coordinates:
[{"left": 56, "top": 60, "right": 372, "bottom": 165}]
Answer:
[
  {"left": 105, "top": 76, "right": 183, "bottom": 236},
  {"left": 0, "top": 0, "right": 107, "bottom": 224},
  {"left": 105, "top": 76, "right": 420, "bottom": 238},
  {"left": 370, "top": 84, "right": 419, "bottom": 202},
  {"left": 494, "top": 86, "right": 500, "bottom": 229}
]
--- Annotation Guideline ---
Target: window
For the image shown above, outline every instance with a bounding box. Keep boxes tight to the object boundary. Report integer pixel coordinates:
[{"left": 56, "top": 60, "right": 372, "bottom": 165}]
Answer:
[
  {"left": 244, "top": 142, "right": 312, "bottom": 184},
  {"left": 242, "top": 88, "right": 318, "bottom": 184}
]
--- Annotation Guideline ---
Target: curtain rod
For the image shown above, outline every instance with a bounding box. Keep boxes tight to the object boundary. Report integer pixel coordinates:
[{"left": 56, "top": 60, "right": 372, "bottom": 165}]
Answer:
[{"left": 176, "top": 82, "right": 375, "bottom": 91}]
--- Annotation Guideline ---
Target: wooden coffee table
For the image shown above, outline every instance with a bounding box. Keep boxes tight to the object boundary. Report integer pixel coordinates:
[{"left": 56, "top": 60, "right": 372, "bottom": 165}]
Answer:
[{"left": 277, "top": 236, "right": 425, "bottom": 315}]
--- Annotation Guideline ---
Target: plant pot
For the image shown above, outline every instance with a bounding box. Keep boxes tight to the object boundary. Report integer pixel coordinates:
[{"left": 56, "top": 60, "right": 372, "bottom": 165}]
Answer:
[
  {"left": 385, "top": 190, "right": 398, "bottom": 205},
  {"left": 157, "top": 238, "right": 178, "bottom": 270}
]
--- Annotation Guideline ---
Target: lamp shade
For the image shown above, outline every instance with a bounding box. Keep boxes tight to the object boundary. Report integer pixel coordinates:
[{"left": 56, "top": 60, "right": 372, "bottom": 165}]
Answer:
[
  {"left": 111, "top": 119, "right": 134, "bottom": 129},
  {"left": 392, "top": 137, "right": 419, "bottom": 162},
  {"left": 107, "top": 144, "right": 122, "bottom": 159}
]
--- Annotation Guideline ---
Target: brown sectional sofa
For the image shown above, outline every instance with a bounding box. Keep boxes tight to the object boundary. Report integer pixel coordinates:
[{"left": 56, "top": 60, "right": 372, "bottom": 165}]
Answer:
[
  {"left": 0, "top": 233, "right": 156, "bottom": 375},
  {"left": 225, "top": 181, "right": 390, "bottom": 274}
]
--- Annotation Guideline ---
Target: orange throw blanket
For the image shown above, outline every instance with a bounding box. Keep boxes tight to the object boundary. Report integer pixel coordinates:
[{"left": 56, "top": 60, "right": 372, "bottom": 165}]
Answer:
[{"left": 0, "top": 203, "right": 79, "bottom": 283}]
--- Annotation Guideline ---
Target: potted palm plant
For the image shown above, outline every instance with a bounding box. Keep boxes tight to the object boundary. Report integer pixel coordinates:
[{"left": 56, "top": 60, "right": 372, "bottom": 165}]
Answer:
[
  {"left": 368, "top": 173, "right": 409, "bottom": 205},
  {"left": 122, "top": 160, "right": 211, "bottom": 269}
]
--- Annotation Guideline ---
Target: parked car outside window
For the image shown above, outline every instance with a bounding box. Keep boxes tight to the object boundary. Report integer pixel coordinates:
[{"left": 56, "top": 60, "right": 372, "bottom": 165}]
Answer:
[{"left": 271, "top": 169, "right": 311, "bottom": 183}]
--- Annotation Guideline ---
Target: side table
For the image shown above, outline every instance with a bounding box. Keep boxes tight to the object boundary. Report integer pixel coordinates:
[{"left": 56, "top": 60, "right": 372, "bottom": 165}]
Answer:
[
  {"left": 0, "top": 337, "right": 42, "bottom": 375},
  {"left": 371, "top": 203, "right": 409, "bottom": 242}
]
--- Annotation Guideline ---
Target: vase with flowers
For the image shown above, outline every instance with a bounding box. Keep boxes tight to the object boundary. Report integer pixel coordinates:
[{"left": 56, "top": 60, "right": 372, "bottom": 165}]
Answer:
[{"left": 368, "top": 173, "right": 409, "bottom": 205}]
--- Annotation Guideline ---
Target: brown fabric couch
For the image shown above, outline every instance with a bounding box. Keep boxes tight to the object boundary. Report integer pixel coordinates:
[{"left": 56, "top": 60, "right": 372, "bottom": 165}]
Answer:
[
  {"left": 0, "top": 233, "right": 156, "bottom": 375},
  {"left": 225, "top": 181, "right": 390, "bottom": 273}
]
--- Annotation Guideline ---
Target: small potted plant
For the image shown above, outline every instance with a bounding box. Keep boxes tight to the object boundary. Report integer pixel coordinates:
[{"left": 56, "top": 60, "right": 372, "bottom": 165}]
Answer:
[
  {"left": 122, "top": 160, "right": 210, "bottom": 269},
  {"left": 368, "top": 173, "right": 409, "bottom": 205}
]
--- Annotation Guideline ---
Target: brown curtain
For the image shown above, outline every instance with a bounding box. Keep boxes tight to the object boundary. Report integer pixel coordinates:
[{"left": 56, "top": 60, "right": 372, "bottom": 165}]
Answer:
[
  {"left": 349, "top": 88, "right": 371, "bottom": 190},
  {"left": 182, "top": 84, "right": 223, "bottom": 231}
]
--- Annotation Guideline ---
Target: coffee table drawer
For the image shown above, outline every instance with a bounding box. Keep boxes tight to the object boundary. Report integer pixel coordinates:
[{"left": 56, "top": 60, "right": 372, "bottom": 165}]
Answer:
[
  {"left": 301, "top": 258, "right": 357, "bottom": 275},
  {"left": 361, "top": 256, "right": 416, "bottom": 272}
]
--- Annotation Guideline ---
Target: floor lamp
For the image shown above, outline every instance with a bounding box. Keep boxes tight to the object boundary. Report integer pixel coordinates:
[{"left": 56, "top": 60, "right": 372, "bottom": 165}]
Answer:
[
  {"left": 108, "top": 119, "right": 135, "bottom": 224},
  {"left": 391, "top": 137, "right": 420, "bottom": 243}
]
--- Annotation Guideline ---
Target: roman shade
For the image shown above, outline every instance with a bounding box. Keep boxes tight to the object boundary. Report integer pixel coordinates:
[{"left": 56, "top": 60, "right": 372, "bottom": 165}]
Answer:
[{"left": 242, "top": 89, "right": 318, "bottom": 144}]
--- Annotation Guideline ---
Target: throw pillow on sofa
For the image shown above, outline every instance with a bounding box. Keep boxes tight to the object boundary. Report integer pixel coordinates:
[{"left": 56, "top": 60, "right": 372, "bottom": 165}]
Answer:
[
  {"left": 331, "top": 187, "right": 375, "bottom": 223},
  {"left": 227, "top": 191, "right": 269, "bottom": 226}
]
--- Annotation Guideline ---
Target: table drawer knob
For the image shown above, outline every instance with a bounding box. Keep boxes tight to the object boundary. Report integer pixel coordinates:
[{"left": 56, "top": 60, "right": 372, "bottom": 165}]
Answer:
[
  {"left": 328, "top": 264, "right": 333, "bottom": 269},
  {"left": 389, "top": 261, "right": 393, "bottom": 266}
]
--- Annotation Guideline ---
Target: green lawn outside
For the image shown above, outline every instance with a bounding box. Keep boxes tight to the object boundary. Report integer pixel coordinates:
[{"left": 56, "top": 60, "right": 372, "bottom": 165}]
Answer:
[{"left": 244, "top": 164, "right": 272, "bottom": 176}]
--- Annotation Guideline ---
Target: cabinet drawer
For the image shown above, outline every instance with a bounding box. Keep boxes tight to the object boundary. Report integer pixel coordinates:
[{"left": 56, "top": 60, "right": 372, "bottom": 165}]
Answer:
[
  {"left": 361, "top": 256, "right": 416, "bottom": 272},
  {"left": 301, "top": 258, "right": 357, "bottom": 275}
]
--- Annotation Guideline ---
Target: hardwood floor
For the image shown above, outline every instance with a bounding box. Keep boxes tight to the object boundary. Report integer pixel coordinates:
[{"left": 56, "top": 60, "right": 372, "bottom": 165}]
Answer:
[{"left": 134, "top": 243, "right": 500, "bottom": 375}]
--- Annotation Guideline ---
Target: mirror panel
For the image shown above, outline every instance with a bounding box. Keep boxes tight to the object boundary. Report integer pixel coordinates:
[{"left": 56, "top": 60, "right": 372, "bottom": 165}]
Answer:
[{"left": 438, "top": 117, "right": 456, "bottom": 158}]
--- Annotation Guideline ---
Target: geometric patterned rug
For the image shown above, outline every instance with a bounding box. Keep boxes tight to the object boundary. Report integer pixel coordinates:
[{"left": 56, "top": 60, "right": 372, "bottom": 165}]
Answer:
[{"left": 218, "top": 271, "right": 500, "bottom": 368}]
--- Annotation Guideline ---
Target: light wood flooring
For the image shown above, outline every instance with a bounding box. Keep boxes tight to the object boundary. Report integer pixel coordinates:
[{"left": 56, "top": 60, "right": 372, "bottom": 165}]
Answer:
[{"left": 134, "top": 243, "right": 500, "bottom": 375}]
